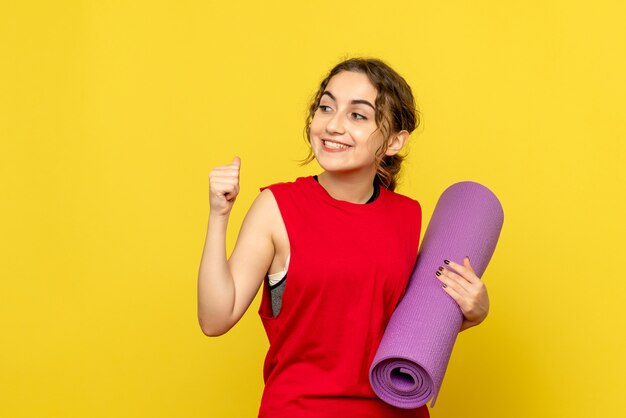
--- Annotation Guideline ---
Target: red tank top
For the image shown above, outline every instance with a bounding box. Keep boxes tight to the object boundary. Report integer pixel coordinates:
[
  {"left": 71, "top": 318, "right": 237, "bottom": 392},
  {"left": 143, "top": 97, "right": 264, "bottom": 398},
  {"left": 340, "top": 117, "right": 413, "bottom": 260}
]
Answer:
[{"left": 258, "top": 176, "right": 428, "bottom": 418}]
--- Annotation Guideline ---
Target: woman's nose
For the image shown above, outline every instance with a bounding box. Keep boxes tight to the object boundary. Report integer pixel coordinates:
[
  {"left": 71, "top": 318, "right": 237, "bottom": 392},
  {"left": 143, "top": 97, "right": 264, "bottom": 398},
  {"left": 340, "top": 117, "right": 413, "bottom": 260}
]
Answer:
[{"left": 326, "top": 111, "right": 345, "bottom": 134}]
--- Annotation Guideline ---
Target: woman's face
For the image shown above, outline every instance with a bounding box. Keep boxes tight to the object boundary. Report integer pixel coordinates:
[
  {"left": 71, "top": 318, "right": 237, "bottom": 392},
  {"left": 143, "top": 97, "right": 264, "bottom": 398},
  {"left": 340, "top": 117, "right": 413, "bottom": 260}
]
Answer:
[{"left": 309, "top": 71, "right": 385, "bottom": 177}]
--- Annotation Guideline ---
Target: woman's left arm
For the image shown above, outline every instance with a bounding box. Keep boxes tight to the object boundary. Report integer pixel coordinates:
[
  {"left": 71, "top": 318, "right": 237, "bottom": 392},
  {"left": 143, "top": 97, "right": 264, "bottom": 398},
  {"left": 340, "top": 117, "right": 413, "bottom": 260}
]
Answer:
[{"left": 435, "top": 257, "right": 490, "bottom": 332}]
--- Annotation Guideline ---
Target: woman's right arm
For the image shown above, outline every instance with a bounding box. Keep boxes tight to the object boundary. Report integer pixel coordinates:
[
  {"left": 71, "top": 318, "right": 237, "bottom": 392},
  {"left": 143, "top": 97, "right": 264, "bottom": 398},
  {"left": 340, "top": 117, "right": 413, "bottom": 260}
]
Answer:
[{"left": 197, "top": 156, "right": 277, "bottom": 336}]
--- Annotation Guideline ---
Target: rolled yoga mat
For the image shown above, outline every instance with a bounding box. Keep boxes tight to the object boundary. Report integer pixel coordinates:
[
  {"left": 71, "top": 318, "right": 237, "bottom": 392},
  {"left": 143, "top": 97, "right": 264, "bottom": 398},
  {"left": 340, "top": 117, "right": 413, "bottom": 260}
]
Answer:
[{"left": 369, "top": 181, "right": 504, "bottom": 408}]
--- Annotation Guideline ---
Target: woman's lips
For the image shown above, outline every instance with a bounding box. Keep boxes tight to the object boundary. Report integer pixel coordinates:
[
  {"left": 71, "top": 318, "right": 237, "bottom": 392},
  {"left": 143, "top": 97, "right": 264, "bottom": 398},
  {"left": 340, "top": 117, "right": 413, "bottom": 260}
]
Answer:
[{"left": 322, "top": 139, "right": 351, "bottom": 152}]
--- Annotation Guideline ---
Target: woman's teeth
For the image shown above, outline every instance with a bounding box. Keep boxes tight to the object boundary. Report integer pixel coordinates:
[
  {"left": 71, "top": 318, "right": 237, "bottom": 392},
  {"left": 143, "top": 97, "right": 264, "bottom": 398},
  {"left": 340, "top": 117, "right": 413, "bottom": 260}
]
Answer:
[{"left": 323, "top": 140, "right": 350, "bottom": 150}]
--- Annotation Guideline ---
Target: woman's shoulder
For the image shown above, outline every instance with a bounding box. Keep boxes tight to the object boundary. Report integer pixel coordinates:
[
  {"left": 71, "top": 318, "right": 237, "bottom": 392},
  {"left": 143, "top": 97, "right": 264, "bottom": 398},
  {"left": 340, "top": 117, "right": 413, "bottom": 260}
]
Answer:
[
  {"left": 382, "top": 187, "right": 422, "bottom": 213},
  {"left": 258, "top": 177, "right": 316, "bottom": 205},
  {"left": 259, "top": 176, "right": 312, "bottom": 192},
  {"left": 381, "top": 189, "right": 423, "bottom": 244},
  {"left": 252, "top": 177, "right": 315, "bottom": 219}
]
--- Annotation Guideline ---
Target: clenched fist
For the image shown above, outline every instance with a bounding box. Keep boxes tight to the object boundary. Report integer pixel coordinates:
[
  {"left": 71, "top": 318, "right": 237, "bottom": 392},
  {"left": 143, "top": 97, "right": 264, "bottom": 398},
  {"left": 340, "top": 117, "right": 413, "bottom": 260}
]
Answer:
[{"left": 209, "top": 156, "right": 241, "bottom": 216}]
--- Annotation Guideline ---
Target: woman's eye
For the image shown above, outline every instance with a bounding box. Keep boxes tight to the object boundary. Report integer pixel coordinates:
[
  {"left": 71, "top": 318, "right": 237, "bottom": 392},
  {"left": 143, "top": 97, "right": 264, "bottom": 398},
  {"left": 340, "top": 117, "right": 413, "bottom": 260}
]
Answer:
[
  {"left": 318, "top": 105, "right": 331, "bottom": 112},
  {"left": 352, "top": 113, "right": 366, "bottom": 121}
]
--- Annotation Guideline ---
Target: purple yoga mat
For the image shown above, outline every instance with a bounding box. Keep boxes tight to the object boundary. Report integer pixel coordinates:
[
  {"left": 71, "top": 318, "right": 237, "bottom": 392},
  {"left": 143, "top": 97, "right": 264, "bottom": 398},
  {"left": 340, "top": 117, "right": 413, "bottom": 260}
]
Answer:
[{"left": 369, "top": 181, "right": 504, "bottom": 408}]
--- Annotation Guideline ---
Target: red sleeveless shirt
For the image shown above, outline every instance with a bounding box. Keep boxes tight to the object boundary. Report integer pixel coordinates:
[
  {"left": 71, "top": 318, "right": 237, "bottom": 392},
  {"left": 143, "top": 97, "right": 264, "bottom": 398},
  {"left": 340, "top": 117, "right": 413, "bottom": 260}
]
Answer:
[{"left": 258, "top": 176, "right": 428, "bottom": 418}]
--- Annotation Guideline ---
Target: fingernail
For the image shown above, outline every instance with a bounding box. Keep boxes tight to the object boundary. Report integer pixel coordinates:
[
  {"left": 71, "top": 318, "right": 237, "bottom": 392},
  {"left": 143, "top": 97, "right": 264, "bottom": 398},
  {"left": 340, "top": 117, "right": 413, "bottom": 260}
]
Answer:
[
  {"left": 442, "top": 283, "right": 447, "bottom": 288},
  {"left": 438, "top": 266, "right": 444, "bottom": 271},
  {"left": 435, "top": 271, "right": 441, "bottom": 276},
  {"left": 444, "top": 259, "right": 450, "bottom": 265},
  {"left": 465, "top": 256, "right": 470, "bottom": 262}
]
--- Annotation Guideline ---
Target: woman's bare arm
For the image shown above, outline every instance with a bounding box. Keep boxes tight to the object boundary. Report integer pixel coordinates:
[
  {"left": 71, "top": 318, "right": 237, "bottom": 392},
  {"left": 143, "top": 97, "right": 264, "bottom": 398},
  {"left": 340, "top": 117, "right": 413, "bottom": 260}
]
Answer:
[{"left": 197, "top": 157, "right": 277, "bottom": 336}]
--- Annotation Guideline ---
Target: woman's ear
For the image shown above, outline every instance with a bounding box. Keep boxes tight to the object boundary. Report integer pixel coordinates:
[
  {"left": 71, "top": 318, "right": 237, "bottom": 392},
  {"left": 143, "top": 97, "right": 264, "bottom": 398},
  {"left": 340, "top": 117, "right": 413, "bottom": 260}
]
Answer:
[{"left": 385, "top": 130, "right": 410, "bottom": 156}]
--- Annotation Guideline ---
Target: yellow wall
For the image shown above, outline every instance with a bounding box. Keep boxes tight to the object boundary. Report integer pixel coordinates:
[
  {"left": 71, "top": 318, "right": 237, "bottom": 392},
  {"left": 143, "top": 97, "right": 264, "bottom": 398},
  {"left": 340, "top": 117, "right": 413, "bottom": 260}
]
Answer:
[{"left": 1, "top": 1, "right": 624, "bottom": 417}]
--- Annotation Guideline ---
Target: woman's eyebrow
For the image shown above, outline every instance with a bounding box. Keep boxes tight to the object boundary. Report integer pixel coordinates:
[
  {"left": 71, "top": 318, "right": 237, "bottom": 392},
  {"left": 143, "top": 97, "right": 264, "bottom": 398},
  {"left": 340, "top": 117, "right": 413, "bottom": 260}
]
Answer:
[{"left": 322, "top": 91, "right": 375, "bottom": 111}]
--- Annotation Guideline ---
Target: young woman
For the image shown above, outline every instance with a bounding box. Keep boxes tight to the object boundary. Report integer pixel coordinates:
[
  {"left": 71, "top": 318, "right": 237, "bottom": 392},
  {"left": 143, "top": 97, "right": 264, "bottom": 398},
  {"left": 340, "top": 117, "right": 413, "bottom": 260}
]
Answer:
[{"left": 198, "top": 58, "right": 489, "bottom": 418}]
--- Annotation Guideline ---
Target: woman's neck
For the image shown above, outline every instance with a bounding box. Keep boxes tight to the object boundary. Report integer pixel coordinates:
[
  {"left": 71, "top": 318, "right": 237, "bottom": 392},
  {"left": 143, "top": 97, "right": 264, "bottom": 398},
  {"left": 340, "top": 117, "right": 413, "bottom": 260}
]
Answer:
[{"left": 317, "top": 171, "right": 377, "bottom": 204}]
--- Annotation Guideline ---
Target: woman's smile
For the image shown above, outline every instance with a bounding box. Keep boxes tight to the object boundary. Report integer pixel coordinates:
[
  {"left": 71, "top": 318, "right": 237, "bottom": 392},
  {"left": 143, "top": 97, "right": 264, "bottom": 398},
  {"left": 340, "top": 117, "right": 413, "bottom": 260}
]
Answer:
[{"left": 321, "top": 139, "right": 352, "bottom": 152}]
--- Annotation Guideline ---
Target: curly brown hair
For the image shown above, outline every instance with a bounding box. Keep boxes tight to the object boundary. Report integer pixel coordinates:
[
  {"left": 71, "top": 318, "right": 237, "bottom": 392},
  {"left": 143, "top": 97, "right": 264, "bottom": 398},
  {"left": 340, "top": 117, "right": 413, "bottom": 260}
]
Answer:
[{"left": 302, "top": 57, "right": 420, "bottom": 191}]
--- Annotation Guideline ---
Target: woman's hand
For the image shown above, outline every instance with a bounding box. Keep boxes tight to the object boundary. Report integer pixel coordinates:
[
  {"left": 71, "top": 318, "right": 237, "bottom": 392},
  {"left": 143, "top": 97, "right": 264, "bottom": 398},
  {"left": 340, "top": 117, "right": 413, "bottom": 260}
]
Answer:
[
  {"left": 209, "top": 156, "right": 241, "bottom": 217},
  {"left": 435, "top": 257, "right": 489, "bottom": 332}
]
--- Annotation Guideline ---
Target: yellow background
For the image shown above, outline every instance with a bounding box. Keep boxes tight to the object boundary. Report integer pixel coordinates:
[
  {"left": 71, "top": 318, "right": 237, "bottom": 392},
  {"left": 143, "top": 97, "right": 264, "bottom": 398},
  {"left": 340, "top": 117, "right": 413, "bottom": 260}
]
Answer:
[{"left": 1, "top": 1, "right": 625, "bottom": 417}]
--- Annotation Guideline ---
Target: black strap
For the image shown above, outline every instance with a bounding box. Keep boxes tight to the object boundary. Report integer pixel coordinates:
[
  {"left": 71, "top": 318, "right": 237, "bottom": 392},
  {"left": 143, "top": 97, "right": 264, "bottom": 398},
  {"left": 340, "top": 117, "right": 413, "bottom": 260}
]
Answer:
[{"left": 313, "top": 175, "right": 380, "bottom": 204}]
